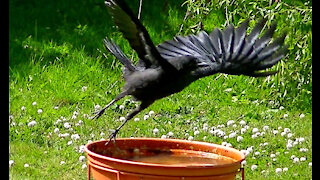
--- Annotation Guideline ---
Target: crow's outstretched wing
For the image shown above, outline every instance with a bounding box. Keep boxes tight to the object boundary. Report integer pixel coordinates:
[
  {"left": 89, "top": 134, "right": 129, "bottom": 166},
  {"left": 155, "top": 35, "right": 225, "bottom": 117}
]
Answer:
[
  {"left": 157, "top": 18, "right": 287, "bottom": 77},
  {"left": 105, "top": 0, "right": 175, "bottom": 71}
]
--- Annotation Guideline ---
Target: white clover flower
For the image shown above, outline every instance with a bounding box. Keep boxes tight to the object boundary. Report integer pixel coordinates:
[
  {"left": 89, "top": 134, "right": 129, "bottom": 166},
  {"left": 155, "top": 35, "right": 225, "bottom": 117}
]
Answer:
[
  {"left": 79, "top": 156, "right": 86, "bottom": 162},
  {"left": 188, "top": 136, "right": 194, "bottom": 141},
  {"left": 60, "top": 161, "right": 65, "bottom": 165},
  {"left": 194, "top": 130, "right": 200, "bottom": 136},
  {"left": 251, "top": 134, "right": 258, "bottom": 139},
  {"left": 279, "top": 106, "right": 284, "bottom": 110},
  {"left": 283, "top": 114, "right": 289, "bottom": 118},
  {"left": 71, "top": 134, "right": 80, "bottom": 140},
  {"left": 231, "top": 96, "right": 238, "bottom": 102},
  {"left": 78, "top": 145, "right": 85, "bottom": 153},
  {"left": 270, "top": 154, "right": 276, "bottom": 158},
  {"left": 209, "top": 129, "right": 214, "bottom": 135},
  {"left": 9, "top": 160, "right": 14, "bottom": 167},
  {"left": 283, "top": 167, "right": 288, "bottom": 172},
  {"left": 251, "top": 164, "right": 258, "bottom": 171},
  {"left": 67, "top": 141, "right": 73, "bottom": 145},
  {"left": 82, "top": 163, "right": 87, "bottom": 169},
  {"left": 254, "top": 152, "right": 260, "bottom": 156},
  {"left": 24, "top": 163, "right": 29, "bottom": 168},
  {"left": 82, "top": 86, "right": 87, "bottom": 92},
  {"left": 54, "top": 106, "right": 59, "bottom": 110},
  {"left": 229, "top": 132, "right": 237, "bottom": 138},
  {"left": 119, "top": 116, "right": 126, "bottom": 122},
  {"left": 262, "top": 125, "right": 269, "bottom": 131},
  {"left": 247, "top": 146, "right": 253, "bottom": 153},
  {"left": 281, "top": 132, "right": 286, "bottom": 136},
  {"left": 75, "top": 120, "right": 83, "bottom": 126},
  {"left": 293, "top": 157, "right": 299, "bottom": 163},
  {"left": 300, "top": 157, "right": 306, "bottom": 162},
  {"left": 73, "top": 111, "right": 79, "bottom": 116},
  {"left": 202, "top": 124, "right": 208, "bottom": 131},
  {"left": 54, "top": 128, "right": 60, "bottom": 134},
  {"left": 167, "top": 131, "right": 174, "bottom": 137},
  {"left": 61, "top": 116, "right": 67, "bottom": 121},
  {"left": 100, "top": 132, "right": 105, "bottom": 136},
  {"left": 218, "top": 130, "right": 225, "bottom": 137},
  {"left": 148, "top": 110, "right": 155, "bottom": 116},
  {"left": 226, "top": 143, "right": 232, "bottom": 147},
  {"left": 283, "top": 128, "right": 291, "bottom": 133},
  {"left": 21, "top": 106, "right": 26, "bottom": 111},
  {"left": 227, "top": 120, "right": 235, "bottom": 126},
  {"left": 71, "top": 115, "right": 77, "bottom": 120},
  {"left": 241, "top": 160, "right": 246, "bottom": 167},
  {"left": 28, "top": 120, "right": 37, "bottom": 127},
  {"left": 299, "top": 148, "right": 308, "bottom": 152},
  {"left": 298, "top": 137, "right": 305, "bottom": 143},
  {"left": 287, "top": 133, "right": 293, "bottom": 138},
  {"left": 237, "top": 136, "right": 243, "bottom": 142},
  {"left": 54, "top": 119, "right": 62, "bottom": 125},
  {"left": 32, "top": 101, "right": 37, "bottom": 106},
  {"left": 153, "top": 128, "right": 159, "bottom": 135},
  {"left": 299, "top": 113, "right": 305, "bottom": 118},
  {"left": 161, "top": 135, "right": 167, "bottom": 139},
  {"left": 119, "top": 105, "right": 125, "bottom": 110},
  {"left": 94, "top": 104, "right": 101, "bottom": 111},
  {"left": 143, "top": 115, "right": 149, "bottom": 120},
  {"left": 275, "top": 168, "right": 282, "bottom": 174},
  {"left": 252, "top": 128, "right": 259, "bottom": 134},
  {"left": 59, "top": 133, "right": 70, "bottom": 138},
  {"left": 134, "top": 117, "right": 140, "bottom": 122},
  {"left": 273, "top": 130, "right": 279, "bottom": 135},
  {"left": 239, "top": 120, "right": 246, "bottom": 126},
  {"left": 308, "top": 162, "right": 312, "bottom": 167},
  {"left": 64, "top": 122, "right": 71, "bottom": 129},
  {"left": 224, "top": 88, "right": 232, "bottom": 92},
  {"left": 240, "top": 128, "right": 247, "bottom": 134}
]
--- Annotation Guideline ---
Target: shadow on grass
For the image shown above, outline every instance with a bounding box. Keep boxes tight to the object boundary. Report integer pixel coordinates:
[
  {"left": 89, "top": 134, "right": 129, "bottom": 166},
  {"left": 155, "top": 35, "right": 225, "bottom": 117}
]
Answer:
[{"left": 9, "top": 0, "right": 186, "bottom": 76}]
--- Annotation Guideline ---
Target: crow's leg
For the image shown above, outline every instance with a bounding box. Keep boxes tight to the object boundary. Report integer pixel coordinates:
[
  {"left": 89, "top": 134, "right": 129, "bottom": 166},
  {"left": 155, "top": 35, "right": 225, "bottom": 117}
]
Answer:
[
  {"left": 91, "top": 91, "right": 128, "bottom": 120},
  {"left": 105, "top": 100, "right": 154, "bottom": 146}
]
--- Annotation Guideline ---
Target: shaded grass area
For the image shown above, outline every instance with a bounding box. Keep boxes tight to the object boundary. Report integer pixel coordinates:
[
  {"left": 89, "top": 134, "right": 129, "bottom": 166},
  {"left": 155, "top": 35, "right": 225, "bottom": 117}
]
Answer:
[{"left": 9, "top": 0, "right": 311, "bottom": 179}]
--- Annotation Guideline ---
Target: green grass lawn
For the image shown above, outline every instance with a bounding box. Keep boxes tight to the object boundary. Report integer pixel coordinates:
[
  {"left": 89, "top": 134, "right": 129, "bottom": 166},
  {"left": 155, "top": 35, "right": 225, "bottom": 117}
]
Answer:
[{"left": 9, "top": 0, "right": 311, "bottom": 179}]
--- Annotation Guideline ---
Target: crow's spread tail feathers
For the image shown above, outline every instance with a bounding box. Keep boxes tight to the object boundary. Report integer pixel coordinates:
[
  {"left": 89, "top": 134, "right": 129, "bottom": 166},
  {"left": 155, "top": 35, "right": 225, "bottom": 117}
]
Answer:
[
  {"left": 103, "top": 37, "right": 137, "bottom": 72},
  {"left": 157, "top": 18, "right": 288, "bottom": 78}
]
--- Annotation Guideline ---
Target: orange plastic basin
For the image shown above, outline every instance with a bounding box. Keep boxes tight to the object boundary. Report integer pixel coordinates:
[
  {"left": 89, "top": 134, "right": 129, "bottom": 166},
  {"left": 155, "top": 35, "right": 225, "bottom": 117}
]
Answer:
[{"left": 85, "top": 138, "right": 245, "bottom": 180}]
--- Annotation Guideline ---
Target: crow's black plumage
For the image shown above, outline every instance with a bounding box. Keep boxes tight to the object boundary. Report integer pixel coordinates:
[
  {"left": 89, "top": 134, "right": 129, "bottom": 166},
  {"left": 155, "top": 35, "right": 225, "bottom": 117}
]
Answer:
[{"left": 94, "top": 0, "right": 288, "bottom": 144}]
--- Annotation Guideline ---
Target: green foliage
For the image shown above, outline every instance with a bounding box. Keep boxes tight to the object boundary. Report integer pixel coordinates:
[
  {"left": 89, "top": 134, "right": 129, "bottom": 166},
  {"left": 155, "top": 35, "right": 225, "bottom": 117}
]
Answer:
[{"left": 179, "top": 0, "right": 312, "bottom": 111}]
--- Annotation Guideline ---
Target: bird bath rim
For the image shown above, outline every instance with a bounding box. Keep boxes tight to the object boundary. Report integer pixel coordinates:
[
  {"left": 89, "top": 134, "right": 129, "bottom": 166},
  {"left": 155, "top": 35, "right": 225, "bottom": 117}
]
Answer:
[{"left": 84, "top": 137, "right": 245, "bottom": 168}]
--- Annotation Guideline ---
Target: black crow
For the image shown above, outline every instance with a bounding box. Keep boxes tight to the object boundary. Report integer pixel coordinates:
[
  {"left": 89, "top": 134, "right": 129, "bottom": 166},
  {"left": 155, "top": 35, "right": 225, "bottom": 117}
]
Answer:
[{"left": 93, "top": 0, "right": 288, "bottom": 144}]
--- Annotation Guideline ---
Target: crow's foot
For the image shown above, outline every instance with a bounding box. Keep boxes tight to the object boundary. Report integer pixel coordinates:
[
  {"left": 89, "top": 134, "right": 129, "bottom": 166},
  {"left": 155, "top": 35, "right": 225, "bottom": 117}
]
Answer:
[{"left": 105, "top": 129, "right": 119, "bottom": 146}]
